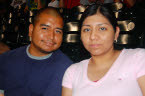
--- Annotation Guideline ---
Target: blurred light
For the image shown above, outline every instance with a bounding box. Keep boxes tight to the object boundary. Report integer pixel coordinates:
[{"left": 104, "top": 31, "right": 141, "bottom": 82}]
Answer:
[
  {"left": 65, "top": 34, "right": 79, "bottom": 43},
  {"left": 117, "top": 20, "right": 135, "bottom": 31},
  {"left": 65, "top": 22, "right": 79, "bottom": 32}
]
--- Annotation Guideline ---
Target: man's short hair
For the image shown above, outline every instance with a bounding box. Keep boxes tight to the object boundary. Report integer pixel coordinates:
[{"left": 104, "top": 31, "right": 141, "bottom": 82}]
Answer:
[{"left": 32, "top": 7, "right": 63, "bottom": 25}]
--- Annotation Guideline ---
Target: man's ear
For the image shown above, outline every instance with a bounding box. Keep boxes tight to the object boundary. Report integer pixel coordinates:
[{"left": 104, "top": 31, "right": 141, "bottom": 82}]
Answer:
[
  {"left": 29, "top": 24, "right": 34, "bottom": 37},
  {"left": 114, "top": 26, "right": 120, "bottom": 41}
]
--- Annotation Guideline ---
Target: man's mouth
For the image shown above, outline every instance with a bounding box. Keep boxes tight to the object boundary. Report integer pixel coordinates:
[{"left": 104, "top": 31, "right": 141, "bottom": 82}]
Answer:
[{"left": 42, "top": 40, "right": 56, "bottom": 46}]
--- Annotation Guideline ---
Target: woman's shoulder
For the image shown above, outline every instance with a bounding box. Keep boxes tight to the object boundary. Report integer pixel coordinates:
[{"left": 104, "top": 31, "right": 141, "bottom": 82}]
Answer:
[
  {"left": 121, "top": 48, "right": 145, "bottom": 61},
  {"left": 123, "top": 48, "right": 145, "bottom": 55},
  {"left": 67, "top": 59, "right": 90, "bottom": 71},
  {"left": 63, "top": 59, "right": 90, "bottom": 81}
]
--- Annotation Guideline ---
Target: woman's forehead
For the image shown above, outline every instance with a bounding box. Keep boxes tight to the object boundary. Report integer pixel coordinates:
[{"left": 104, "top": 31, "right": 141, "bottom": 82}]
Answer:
[{"left": 83, "top": 14, "right": 109, "bottom": 23}]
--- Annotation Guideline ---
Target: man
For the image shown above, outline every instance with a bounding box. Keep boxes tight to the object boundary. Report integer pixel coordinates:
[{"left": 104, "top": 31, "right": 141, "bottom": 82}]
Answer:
[{"left": 0, "top": 7, "right": 72, "bottom": 96}]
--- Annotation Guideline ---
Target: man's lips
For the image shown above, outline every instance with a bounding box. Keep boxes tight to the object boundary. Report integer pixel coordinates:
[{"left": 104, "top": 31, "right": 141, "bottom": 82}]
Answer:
[
  {"left": 46, "top": 42, "right": 54, "bottom": 46},
  {"left": 42, "top": 40, "right": 56, "bottom": 46}
]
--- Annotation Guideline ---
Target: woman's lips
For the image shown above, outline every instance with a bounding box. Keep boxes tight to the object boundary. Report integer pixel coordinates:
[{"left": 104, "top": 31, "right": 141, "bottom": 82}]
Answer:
[{"left": 89, "top": 44, "right": 101, "bottom": 48}]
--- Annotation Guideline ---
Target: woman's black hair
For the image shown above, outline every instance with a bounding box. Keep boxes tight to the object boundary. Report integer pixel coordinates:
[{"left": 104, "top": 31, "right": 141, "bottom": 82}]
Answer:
[{"left": 80, "top": 3, "right": 118, "bottom": 32}]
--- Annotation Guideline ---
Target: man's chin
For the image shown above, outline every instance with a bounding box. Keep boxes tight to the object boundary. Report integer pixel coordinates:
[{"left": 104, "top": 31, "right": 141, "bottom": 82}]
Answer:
[{"left": 40, "top": 48, "right": 58, "bottom": 54}]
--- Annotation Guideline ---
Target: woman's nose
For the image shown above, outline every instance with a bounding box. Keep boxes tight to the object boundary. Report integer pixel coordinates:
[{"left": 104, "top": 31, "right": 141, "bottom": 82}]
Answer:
[{"left": 90, "top": 30, "right": 99, "bottom": 40}]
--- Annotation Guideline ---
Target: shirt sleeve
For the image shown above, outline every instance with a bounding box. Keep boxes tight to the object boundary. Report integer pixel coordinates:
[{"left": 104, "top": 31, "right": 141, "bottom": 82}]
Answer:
[
  {"left": 0, "top": 55, "right": 5, "bottom": 90},
  {"left": 62, "top": 64, "right": 76, "bottom": 89},
  {"left": 0, "top": 90, "right": 4, "bottom": 94},
  {"left": 135, "top": 49, "right": 145, "bottom": 78}
]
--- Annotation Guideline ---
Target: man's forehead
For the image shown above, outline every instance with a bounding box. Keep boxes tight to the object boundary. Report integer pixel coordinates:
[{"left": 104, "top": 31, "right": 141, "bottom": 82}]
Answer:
[{"left": 42, "top": 9, "right": 60, "bottom": 17}]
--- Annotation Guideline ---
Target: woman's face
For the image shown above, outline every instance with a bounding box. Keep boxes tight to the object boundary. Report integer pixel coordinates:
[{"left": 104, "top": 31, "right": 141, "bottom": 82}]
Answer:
[{"left": 81, "top": 13, "right": 119, "bottom": 56}]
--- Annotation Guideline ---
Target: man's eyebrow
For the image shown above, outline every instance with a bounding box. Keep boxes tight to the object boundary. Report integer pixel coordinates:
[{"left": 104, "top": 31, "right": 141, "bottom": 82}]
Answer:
[
  {"left": 56, "top": 28, "right": 63, "bottom": 30},
  {"left": 40, "top": 24, "right": 63, "bottom": 30},
  {"left": 40, "top": 24, "right": 50, "bottom": 27}
]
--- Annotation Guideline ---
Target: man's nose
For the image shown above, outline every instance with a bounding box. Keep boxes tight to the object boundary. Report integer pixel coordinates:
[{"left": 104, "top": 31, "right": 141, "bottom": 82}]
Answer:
[{"left": 47, "top": 30, "right": 54, "bottom": 40}]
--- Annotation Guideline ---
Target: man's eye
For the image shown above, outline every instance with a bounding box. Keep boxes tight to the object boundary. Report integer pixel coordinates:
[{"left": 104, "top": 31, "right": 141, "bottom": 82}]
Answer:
[
  {"left": 55, "top": 30, "right": 62, "bottom": 34},
  {"left": 42, "top": 27, "right": 48, "bottom": 30},
  {"left": 100, "top": 27, "right": 106, "bottom": 31},
  {"left": 83, "top": 28, "right": 90, "bottom": 32}
]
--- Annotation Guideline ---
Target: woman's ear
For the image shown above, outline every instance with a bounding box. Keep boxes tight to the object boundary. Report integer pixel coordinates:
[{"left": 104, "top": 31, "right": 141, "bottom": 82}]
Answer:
[
  {"left": 29, "top": 24, "right": 34, "bottom": 37},
  {"left": 114, "top": 26, "right": 120, "bottom": 41}
]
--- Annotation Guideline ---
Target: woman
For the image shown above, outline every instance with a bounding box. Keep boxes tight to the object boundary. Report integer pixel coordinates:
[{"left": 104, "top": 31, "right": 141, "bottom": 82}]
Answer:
[{"left": 62, "top": 3, "right": 145, "bottom": 96}]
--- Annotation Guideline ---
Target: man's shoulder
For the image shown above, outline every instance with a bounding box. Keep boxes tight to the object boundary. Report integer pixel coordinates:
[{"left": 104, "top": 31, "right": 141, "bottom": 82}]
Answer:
[
  {"left": 52, "top": 49, "right": 73, "bottom": 64},
  {"left": 0, "top": 45, "right": 27, "bottom": 60},
  {"left": 54, "top": 49, "right": 71, "bottom": 59},
  {"left": 0, "top": 45, "right": 28, "bottom": 74}
]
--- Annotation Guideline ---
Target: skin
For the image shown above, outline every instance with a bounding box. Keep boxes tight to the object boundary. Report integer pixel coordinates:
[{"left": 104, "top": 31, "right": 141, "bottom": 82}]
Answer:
[
  {"left": 0, "top": 10, "right": 64, "bottom": 96},
  {"left": 29, "top": 12, "right": 63, "bottom": 57},
  {"left": 62, "top": 12, "right": 145, "bottom": 96},
  {"left": 0, "top": 42, "right": 10, "bottom": 55},
  {"left": 81, "top": 12, "right": 120, "bottom": 81},
  {"left": 62, "top": 12, "right": 120, "bottom": 96},
  {"left": 0, "top": 94, "right": 4, "bottom": 96},
  {"left": 81, "top": 13, "right": 120, "bottom": 57},
  {"left": 138, "top": 76, "right": 145, "bottom": 96}
]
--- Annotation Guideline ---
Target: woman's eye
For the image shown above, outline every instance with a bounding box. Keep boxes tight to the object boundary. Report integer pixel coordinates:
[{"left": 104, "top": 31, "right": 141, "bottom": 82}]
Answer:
[
  {"left": 100, "top": 27, "right": 106, "bottom": 31},
  {"left": 83, "top": 28, "right": 90, "bottom": 32}
]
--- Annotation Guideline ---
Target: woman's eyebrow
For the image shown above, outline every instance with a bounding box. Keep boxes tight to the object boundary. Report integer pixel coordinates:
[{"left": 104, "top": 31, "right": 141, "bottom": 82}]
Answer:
[
  {"left": 97, "top": 23, "right": 110, "bottom": 26},
  {"left": 82, "top": 23, "right": 109, "bottom": 27}
]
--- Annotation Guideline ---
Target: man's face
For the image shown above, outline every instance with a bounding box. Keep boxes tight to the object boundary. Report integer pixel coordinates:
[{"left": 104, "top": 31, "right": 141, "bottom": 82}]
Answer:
[{"left": 29, "top": 13, "right": 63, "bottom": 56}]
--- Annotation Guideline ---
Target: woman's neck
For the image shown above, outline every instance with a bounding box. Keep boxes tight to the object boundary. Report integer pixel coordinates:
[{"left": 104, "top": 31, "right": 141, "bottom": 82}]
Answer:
[{"left": 90, "top": 49, "right": 121, "bottom": 68}]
